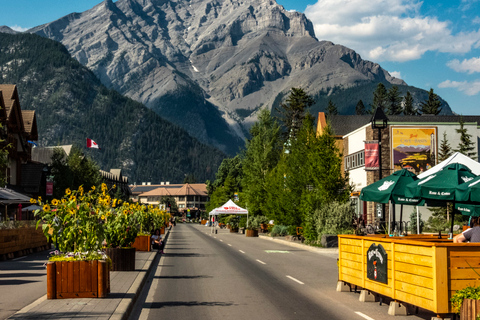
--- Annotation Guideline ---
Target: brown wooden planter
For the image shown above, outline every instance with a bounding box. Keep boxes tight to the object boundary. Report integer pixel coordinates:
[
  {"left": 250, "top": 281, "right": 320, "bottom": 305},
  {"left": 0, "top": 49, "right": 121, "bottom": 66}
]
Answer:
[
  {"left": 46, "top": 260, "right": 109, "bottom": 299},
  {"left": 246, "top": 229, "right": 259, "bottom": 237},
  {"left": 461, "top": 299, "right": 480, "bottom": 320},
  {"left": 230, "top": 228, "right": 239, "bottom": 233},
  {"left": 132, "top": 235, "right": 151, "bottom": 252},
  {"left": 105, "top": 247, "right": 136, "bottom": 271},
  {"left": 160, "top": 226, "right": 165, "bottom": 234}
]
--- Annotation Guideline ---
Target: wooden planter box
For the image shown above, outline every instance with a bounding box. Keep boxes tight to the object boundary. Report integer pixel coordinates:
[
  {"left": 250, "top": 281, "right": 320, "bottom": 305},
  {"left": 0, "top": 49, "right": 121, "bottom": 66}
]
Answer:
[
  {"left": 338, "top": 234, "right": 480, "bottom": 316},
  {"left": 0, "top": 227, "right": 49, "bottom": 258},
  {"left": 246, "top": 229, "right": 259, "bottom": 237},
  {"left": 132, "top": 235, "right": 151, "bottom": 252},
  {"left": 160, "top": 226, "right": 165, "bottom": 234},
  {"left": 230, "top": 228, "right": 239, "bottom": 233},
  {"left": 46, "top": 260, "right": 109, "bottom": 299},
  {"left": 461, "top": 299, "right": 480, "bottom": 320},
  {"left": 105, "top": 247, "right": 136, "bottom": 271}
]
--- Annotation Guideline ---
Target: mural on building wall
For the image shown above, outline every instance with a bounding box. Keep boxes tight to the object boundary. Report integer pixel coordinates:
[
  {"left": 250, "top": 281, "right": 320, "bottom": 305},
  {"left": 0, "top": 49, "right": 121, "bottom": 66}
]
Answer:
[{"left": 391, "top": 127, "right": 437, "bottom": 175}]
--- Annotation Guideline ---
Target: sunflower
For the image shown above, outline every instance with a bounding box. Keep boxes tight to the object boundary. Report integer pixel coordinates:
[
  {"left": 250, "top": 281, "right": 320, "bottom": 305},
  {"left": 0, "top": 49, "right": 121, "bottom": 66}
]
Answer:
[
  {"left": 101, "top": 214, "right": 105, "bottom": 220},
  {"left": 51, "top": 199, "right": 59, "bottom": 206},
  {"left": 43, "top": 204, "right": 51, "bottom": 212},
  {"left": 91, "top": 185, "right": 96, "bottom": 191},
  {"left": 65, "top": 188, "right": 71, "bottom": 195},
  {"left": 30, "top": 198, "right": 37, "bottom": 204}
]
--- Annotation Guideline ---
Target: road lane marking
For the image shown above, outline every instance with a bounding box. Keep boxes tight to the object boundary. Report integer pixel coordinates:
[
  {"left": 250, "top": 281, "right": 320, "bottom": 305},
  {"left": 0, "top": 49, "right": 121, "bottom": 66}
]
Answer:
[
  {"left": 286, "top": 275, "right": 304, "bottom": 284},
  {"left": 214, "top": 237, "right": 217, "bottom": 238},
  {"left": 256, "top": 259, "right": 266, "bottom": 265},
  {"left": 12, "top": 256, "right": 26, "bottom": 261},
  {"left": 220, "top": 240, "right": 223, "bottom": 242},
  {"left": 239, "top": 250, "right": 245, "bottom": 254},
  {"left": 265, "top": 250, "right": 289, "bottom": 253},
  {"left": 228, "top": 244, "right": 232, "bottom": 246},
  {"left": 355, "top": 312, "right": 375, "bottom": 320}
]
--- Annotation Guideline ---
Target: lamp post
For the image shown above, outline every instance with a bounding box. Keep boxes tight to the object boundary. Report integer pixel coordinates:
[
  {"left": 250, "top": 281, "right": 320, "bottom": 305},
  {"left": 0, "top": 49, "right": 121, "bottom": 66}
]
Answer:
[{"left": 371, "top": 107, "right": 389, "bottom": 225}]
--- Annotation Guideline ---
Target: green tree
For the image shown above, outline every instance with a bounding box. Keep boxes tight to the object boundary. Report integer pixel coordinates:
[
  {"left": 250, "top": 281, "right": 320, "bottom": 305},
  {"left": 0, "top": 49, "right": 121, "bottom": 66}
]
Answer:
[
  {"left": 277, "top": 87, "right": 315, "bottom": 141},
  {"left": 403, "top": 91, "right": 417, "bottom": 115},
  {"left": 419, "top": 88, "right": 442, "bottom": 115},
  {"left": 355, "top": 100, "right": 366, "bottom": 115},
  {"left": 50, "top": 145, "right": 102, "bottom": 198},
  {"left": 160, "top": 196, "right": 178, "bottom": 215},
  {"left": 386, "top": 85, "right": 402, "bottom": 115},
  {"left": 326, "top": 100, "right": 338, "bottom": 116},
  {"left": 242, "top": 109, "right": 282, "bottom": 216},
  {"left": 372, "top": 83, "right": 388, "bottom": 113},
  {"left": 438, "top": 131, "right": 453, "bottom": 162},
  {"left": 455, "top": 117, "right": 477, "bottom": 159},
  {"left": 183, "top": 174, "right": 197, "bottom": 184}
]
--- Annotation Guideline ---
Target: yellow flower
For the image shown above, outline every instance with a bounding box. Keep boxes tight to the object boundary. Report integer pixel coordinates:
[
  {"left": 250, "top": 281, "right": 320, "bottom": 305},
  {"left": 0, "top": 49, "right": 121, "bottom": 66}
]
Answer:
[
  {"left": 43, "top": 204, "right": 51, "bottom": 212},
  {"left": 66, "top": 188, "right": 71, "bottom": 195},
  {"left": 51, "top": 199, "right": 59, "bottom": 206},
  {"left": 70, "top": 195, "right": 76, "bottom": 201},
  {"left": 91, "top": 185, "right": 96, "bottom": 191},
  {"left": 30, "top": 198, "right": 36, "bottom": 204},
  {"left": 112, "top": 199, "right": 117, "bottom": 208},
  {"left": 79, "top": 186, "right": 84, "bottom": 196},
  {"left": 101, "top": 215, "right": 105, "bottom": 220},
  {"left": 38, "top": 196, "right": 42, "bottom": 201},
  {"left": 101, "top": 183, "right": 107, "bottom": 191}
]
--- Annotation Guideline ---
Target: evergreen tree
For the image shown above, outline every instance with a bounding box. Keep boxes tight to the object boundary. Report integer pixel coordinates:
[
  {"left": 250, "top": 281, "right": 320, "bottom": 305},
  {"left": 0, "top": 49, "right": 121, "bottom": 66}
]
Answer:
[
  {"left": 386, "top": 85, "right": 402, "bottom": 115},
  {"left": 372, "top": 83, "right": 388, "bottom": 112},
  {"left": 455, "top": 117, "right": 477, "bottom": 159},
  {"left": 419, "top": 88, "right": 442, "bottom": 115},
  {"left": 277, "top": 87, "right": 315, "bottom": 141},
  {"left": 355, "top": 100, "right": 366, "bottom": 115},
  {"left": 242, "top": 109, "right": 282, "bottom": 216},
  {"left": 403, "top": 91, "right": 417, "bottom": 115},
  {"left": 326, "top": 100, "right": 338, "bottom": 116},
  {"left": 183, "top": 174, "right": 197, "bottom": 184},
  {"left": 438, "top": 131, "right": 453, "bottom": 162}
]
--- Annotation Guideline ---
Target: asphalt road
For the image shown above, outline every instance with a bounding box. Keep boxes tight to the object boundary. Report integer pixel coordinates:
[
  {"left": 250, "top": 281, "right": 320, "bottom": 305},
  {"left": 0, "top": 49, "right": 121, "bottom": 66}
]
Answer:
[
  {"left": 130, "top": 223, "right": 440, "bottom": 320},
  {"left": 0, "top": 249, "right": 50, "bottom": 319}
]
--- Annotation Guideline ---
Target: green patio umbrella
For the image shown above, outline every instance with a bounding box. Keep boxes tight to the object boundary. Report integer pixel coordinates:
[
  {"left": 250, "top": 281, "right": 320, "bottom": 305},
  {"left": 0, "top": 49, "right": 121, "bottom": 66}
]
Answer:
[
  {"left": 454, "top": 175, "right": 480, "bottom": 218},
  {"left": 455, "top": 203, "right": 480, "bottom": 217},
  {"left": 405, "top": 163, "right": 477, "bottom": 234},
  {"left": 360, "top": 169, "right": 422, "bottom": 233}
]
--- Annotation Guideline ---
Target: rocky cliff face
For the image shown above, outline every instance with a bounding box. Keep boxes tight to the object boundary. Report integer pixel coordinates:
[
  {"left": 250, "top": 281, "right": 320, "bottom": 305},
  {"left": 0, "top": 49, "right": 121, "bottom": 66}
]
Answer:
[{"left": 30, "top": 0, "right": 409, "bottom": 151}]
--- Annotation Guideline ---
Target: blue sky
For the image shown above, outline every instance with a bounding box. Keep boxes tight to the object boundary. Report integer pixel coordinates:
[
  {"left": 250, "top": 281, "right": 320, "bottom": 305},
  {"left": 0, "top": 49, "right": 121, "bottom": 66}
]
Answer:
[{"left": 2, "top": 0, "right": 480, "bottom": 115}]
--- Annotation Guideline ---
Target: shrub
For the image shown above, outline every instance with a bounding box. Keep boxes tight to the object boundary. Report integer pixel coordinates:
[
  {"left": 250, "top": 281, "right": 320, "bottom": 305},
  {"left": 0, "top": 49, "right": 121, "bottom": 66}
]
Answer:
[
  {"left": 313, "top": 201, "right": 355, "bottom": 239},
  {"left": 409, "top": 210, "right": 424, "bottom": 234},
  {"left": 270, "top": 225, "right": 289, "bottom": 236}
]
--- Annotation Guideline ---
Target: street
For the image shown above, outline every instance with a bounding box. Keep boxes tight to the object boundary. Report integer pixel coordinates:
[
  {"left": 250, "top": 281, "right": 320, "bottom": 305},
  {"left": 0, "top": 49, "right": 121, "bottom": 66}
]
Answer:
[
  {"left": 0, "top": 249, "right": 50, "bottom": 319},
  {"left": 130, "top": 223, "right": 438, "bottom": 320}
]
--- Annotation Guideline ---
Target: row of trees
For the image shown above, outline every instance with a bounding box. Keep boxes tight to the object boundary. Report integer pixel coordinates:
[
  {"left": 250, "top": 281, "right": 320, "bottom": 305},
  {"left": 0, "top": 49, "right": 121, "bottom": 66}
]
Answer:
[
  {"left": 325, "top": 83, "right": 443, "bottom": 117},
  {"left": 206, "top": 88, "right": 353, "bottom": 242}
]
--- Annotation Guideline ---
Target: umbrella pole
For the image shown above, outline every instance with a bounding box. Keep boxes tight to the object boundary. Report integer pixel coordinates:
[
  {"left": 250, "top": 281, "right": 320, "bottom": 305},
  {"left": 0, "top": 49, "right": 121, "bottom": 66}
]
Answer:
[
  {"left": 399, "top": 205, "right": 403, "bottom": 234},
  {"left": 392, "top": 202, "right": 396, "bottom": 234},
  {"left": 416, "top": 206, "right": 420, "bottom": 234},
  {"left": 450, "top": 202, "right": 455, "bottom": 237}
]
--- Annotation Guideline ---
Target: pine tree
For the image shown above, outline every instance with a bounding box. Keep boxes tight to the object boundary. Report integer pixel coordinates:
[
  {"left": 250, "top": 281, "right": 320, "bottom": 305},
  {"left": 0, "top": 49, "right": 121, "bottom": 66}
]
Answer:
[
  {"left": 242, "top": 109, "right": 282, "bottom": 216},
  {"left": 355, "top": 100, "right": 366, "bottom": 115},
  {"left": 438, "top": 131, "right": 453, "bottom": 162},
  {"left": 403, "top": 91, "right": 417, "bottom": 115},
  {"left": 372, "top": 83, "right": 388, "bottom": 112},
  {"left": 277, "top": 87, "right": 315, "bottom": 142},
  {"left": 386, "top": 85, "right": 402, "bottom": 115},
  {"left": 419, "top": 88, "right": 442, "bottom": 115},
  {"left": 455, "top": 117, "right": 477, "bottom": 159},
  {"left": 326, "top": 100, "right": 338, "bottom": 116}
]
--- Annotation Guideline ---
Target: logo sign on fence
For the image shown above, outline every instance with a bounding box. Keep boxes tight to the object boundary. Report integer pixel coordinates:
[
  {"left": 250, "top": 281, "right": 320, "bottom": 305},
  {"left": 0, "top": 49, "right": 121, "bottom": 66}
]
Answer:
[{"left": 366, "top": 243, "right": 388, "bottom": 284}]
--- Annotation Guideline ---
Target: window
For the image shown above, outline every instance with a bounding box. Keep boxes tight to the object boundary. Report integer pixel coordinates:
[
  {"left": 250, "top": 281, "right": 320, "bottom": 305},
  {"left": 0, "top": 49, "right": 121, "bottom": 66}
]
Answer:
[
  {"left": 178, "top": 196, "right": 185, "bottom": 201},
  {"left": 345, "top": 150, "right": 365, "bottom": 171}
]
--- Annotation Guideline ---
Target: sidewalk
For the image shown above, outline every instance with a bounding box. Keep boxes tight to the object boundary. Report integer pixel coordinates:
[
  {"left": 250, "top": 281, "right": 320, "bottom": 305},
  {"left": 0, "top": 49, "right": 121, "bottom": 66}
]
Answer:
[
  {"left": 259, "top": 233, "right": 339, "bottom": 255},
  {"left": 8, "top": 231, "right": 169, "bottom": 320}
]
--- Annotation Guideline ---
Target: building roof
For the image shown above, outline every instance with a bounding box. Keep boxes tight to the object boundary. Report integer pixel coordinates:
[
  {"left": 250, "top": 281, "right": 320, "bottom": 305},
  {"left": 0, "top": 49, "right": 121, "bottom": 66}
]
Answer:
[
  {"left": 22, "top": 110, "right": 37, "bottom": 139},
  {"left": 0, "top": 84, "right": 16, "bottom": 119},
  {"left": 328, "top": 114, "right": 480, "bottom": 136},
  {"left": 133, "top": 183, "right": 208, "bottom": 197},
  {"left": 31, "top": 145, "right": 72, "bottom": 164}
]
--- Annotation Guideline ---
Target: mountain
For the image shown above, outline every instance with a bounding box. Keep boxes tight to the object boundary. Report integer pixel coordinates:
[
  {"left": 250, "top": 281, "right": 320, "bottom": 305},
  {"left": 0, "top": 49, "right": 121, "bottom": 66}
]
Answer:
[
  {"left": 0, "top": 32, "right": 226, "bottom": 183},
  {"left": 0, "top": 26, "right": 17, "bottom": 34},
  {"left": 29, "top": 0, "right": 452, "bottom": 152}
]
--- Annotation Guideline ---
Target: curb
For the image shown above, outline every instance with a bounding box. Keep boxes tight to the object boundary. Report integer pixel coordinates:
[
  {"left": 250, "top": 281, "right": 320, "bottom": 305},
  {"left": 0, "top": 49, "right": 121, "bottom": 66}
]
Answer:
[{"left": 258, "top": 234, "right": 339, "bottom": 254}]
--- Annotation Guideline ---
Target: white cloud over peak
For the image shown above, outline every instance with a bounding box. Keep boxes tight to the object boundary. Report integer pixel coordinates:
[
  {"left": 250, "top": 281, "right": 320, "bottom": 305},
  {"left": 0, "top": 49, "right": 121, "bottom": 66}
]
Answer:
[
  {"left": 304, "top": 0, "right": 480, "bottom": 62},
  {"left": 389, "top": 71, "right": 402, "bottom": 79},
  {"left": 447, "top": 57, "right": 480, "bottom": 74},
  {"left": 10, "top": 25, "right": 28, "bottom": 32},
  {"left": 439, "top": 80, "right": 480, "bottom": 96}
]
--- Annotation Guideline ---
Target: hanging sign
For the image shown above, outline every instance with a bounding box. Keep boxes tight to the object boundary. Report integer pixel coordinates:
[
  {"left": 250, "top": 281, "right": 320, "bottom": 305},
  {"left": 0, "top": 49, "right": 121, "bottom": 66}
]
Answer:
[
  {"left": 366, "top": 243, "right": 388, "bottom": 284},
  {"left": 46, "top": 181, "right": 53, "bottom": 196},
  {"left": 364, "top": 140, "right": 379, "bottom": 171}
]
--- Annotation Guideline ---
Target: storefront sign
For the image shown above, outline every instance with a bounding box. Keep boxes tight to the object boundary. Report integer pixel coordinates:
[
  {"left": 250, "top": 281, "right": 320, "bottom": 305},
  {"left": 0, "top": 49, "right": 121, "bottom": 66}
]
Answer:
[
  {"left": 364, "top": 140, "right": 379, "bottom": 171},
  {"left": 366, "top": 243, "right": 388, "bottom": 284},
  {"left": 46, "top": 181, "right": 53, "bottom": 196}
]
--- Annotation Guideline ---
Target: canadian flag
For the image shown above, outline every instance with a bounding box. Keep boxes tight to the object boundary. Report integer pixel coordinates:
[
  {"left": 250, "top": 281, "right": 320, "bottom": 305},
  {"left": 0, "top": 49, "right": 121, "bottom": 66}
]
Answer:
[{"left": 86, "top": 138, "right": 100, "bottom": 149}]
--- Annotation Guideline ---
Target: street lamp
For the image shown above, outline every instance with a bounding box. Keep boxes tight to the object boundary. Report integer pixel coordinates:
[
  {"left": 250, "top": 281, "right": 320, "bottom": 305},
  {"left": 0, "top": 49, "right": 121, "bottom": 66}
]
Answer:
[{"left": 371, "top": 107, "right": 389, "bottom": 224}]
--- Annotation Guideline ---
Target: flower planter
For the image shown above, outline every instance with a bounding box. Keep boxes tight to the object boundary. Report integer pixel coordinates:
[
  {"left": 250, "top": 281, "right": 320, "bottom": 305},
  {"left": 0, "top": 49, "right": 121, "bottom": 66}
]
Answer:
[
  {"left": 230, "top": 228, "right": 239, "bottom": 233},
  {"left": 132, "top": 235, "right": 151, "bottom": 252},
  {"left": 46, "top": 260, "right": 109, "bottom": 299},
  {"left": 105, "top": 247, "right": 136, "bottom": 271},
  {"left": 160, "top": 226, "right": 165, "bottom": 234},
  {"left": 461, "top": 299, "right": 480, "bottom": 320},
  {"left": 246, "top": 229, "right": 258, "bottom": 237}
]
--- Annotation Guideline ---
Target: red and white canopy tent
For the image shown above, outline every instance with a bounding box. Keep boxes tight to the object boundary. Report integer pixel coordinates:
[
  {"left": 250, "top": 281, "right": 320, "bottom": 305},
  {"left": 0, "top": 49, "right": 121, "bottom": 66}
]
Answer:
[{"left": 209, "top": 200, "right": 249, "bottom": 231}]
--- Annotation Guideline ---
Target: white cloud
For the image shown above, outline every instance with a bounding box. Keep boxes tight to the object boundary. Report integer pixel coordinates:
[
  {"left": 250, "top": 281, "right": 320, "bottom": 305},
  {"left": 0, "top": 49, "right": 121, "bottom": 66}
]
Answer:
[
  {"left": 9, "top": 25, "right": 28, "bottom": 32},
  {"left": 473, "top": 16, "right": 480, "bottom": 24},
  {"left": 447, "top": 57, "right": 480, "bottom": 74},
  {"left": 389, "top": 71, "right": 402, "bottom": 79},
  {"left": 304, "top": 0, "right": 480, "bottom": 62},
  {"left": 438, "top": 79, "right": 480, "bottom": 96}
]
